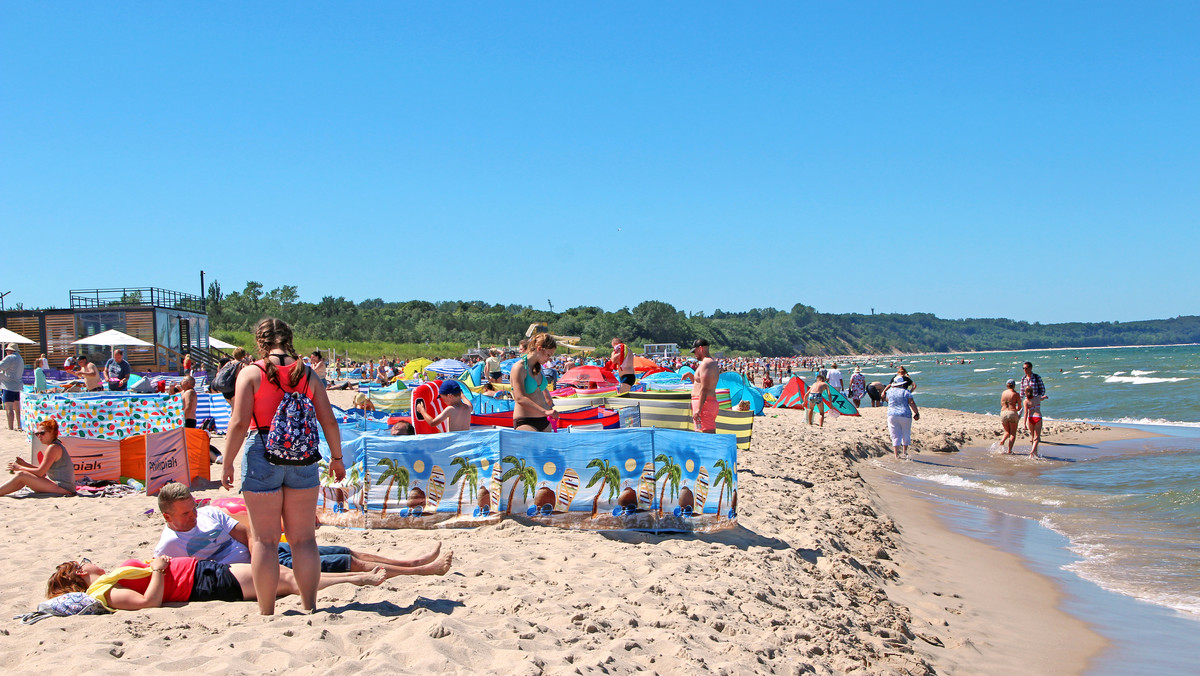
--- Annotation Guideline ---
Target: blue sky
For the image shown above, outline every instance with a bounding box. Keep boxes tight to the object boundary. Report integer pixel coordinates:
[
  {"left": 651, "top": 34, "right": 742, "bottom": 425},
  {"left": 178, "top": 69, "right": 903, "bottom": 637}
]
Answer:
[{"left": 3, "top": 3, "right": 1198, "bottom": 324}]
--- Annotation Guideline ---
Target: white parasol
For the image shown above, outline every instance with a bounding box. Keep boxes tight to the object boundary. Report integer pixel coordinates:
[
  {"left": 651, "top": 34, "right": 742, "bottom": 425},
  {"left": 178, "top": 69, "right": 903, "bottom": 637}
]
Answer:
[{"left": 72, "top": 329, "right": 153, "bottom": 347}]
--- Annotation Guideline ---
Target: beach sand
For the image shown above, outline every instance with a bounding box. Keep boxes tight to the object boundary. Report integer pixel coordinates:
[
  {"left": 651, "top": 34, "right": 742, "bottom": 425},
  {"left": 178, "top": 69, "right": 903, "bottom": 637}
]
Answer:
[{"left": 0, "top": 397, "right": 1144, "bottom": 674}]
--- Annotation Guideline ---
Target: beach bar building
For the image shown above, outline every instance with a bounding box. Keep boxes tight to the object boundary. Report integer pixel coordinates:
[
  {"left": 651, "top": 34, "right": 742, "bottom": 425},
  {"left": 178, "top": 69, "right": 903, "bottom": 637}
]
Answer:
[{"left": 0, "top": 288, "right": 212, "bottom": 373}]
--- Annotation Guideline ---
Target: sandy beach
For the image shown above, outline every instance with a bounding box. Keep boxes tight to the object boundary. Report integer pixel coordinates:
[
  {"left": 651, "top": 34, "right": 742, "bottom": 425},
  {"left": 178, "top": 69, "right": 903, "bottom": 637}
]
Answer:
[{"left": 0, "top": 395, "right": 1144, "bottom": 675}]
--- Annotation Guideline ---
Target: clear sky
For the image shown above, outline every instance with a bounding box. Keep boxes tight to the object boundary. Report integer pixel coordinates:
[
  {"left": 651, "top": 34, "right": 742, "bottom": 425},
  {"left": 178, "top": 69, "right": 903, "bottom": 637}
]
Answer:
[{"left": 3, "top": 3, "right": 1198, "bottom": 324}]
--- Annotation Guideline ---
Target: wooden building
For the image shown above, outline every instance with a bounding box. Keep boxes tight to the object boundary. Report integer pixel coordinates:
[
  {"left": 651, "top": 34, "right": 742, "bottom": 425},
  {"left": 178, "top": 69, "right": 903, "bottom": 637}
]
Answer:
[{"left": 0, "top": 288, "right": 210, "bottom": 373}]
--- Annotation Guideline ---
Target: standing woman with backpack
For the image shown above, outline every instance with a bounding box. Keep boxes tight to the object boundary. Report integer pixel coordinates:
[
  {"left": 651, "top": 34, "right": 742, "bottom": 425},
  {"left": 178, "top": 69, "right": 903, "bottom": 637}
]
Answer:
[{"left": 221, "top": 318, "right": 345, "bottom": 615}]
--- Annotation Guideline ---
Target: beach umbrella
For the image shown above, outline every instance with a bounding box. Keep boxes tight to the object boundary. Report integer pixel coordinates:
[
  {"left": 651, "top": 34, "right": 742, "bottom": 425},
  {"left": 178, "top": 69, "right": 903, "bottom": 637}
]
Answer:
[
  {"left": 208, "top": 337, "right": 237, "bottom": 350},
  {"left": 559, "top": 365, "right": 618, "bottom": 389},
  {"left": 72, "top": 329, "right": 153, "bottom": 347},
  {"left": 401, "top": 358, "right": 432, "bottom": 380},
  {"left": 425, "top": 358, "right": 467, "bottom": 377},
  {"left": 633, "top": 356, "right": 657, "bottom": 373},
  {"left": 0, "top": 327, "right": 35, "bottom": 344}
]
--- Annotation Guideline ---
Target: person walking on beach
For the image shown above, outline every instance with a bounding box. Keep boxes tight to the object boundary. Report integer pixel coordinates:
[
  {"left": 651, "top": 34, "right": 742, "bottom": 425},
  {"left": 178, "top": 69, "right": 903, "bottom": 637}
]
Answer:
[
  {"left": 806, "top": 373, "right": 829, "bottom": 427},
  {"left": 885, "top": 376, "right": 920, "bottom": 459},
  {"left": 485, "top": 348, "right": 502, "bottom": 384},
  {"left": 690, "top": 339, "right": 719, "bottom": 433},
  {"left": 999, "top": 379, "right": 1022, "bottom": 454},
  {"left": 1020, "top": 361, "right": 1047, "bottom": 405},
  {"left": 848, "top": 367, "right": 866, "bottom": 407},
  {"left": 222, "top": 318, "right": 345, "bottom": 615},
  {"left": 0, "top": 344, "right": 24, "bottom": 431},
  {"left": 1023, "top": 385, "right": 1044, "bottom": 459},
  {"left": 826, "top": 362, "right": 844, "bottom": 391}
]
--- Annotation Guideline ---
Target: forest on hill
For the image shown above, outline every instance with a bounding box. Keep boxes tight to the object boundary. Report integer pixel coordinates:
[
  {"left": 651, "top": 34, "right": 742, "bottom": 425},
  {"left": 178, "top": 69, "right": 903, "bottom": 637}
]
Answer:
[{"left": 206, "top": 281, "right": 1200, "bottom": 357}]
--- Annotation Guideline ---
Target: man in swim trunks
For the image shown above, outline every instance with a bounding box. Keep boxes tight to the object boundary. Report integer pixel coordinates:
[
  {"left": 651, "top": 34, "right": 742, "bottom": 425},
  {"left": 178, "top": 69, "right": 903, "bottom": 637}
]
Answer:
[
  {"left": 690, "top": 338, "right": 719, "bottom": 433},
  {"left": 807, "top": 373, "right": 829, "bottom": 427},
  {"left": 179, "top": 375, "right": 198, "bottom": 428},
  {"left": 612, "top": 337, "right": 635, "bottom": 393}
]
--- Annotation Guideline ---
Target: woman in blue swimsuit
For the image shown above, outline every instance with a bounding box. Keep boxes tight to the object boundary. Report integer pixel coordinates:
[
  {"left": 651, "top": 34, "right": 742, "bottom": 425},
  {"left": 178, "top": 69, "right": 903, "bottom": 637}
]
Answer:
[{"left": 511, "top": 333, "right": 559, "bottom": 432}]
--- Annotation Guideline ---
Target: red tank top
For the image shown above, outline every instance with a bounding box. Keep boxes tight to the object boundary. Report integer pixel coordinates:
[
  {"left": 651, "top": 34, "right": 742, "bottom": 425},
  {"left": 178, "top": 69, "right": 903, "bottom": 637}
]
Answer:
[
  {"left": 251, "top": 359, "right": 313, "bottom": 428},
  {"left": 117, "top": 557, "right": 196, "bottom": 603}
]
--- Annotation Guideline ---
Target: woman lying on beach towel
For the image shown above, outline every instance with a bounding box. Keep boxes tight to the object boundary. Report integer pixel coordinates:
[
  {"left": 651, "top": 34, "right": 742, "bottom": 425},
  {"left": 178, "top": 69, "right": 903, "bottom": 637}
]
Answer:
[{"left": 47, "top": 555, "right": 385, "bottom": 611}]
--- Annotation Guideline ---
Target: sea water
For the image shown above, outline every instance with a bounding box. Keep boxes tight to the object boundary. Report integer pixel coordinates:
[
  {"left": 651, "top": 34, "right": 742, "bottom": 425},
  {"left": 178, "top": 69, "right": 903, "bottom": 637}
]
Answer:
[{"left": 858, "top": 345, "right": 1200, "bottom": 673}]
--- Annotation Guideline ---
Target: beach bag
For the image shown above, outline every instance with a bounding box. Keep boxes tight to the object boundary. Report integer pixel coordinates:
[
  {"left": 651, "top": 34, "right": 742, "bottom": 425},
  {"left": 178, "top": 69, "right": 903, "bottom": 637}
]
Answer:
[
  {"left": 211, "top": 360, "right": 243, "bottom": 395},
  {"left": 15, "top": 592, "right": 111, "bottom": 624},
  {"left": 256, "top": 365, "right": 321, "bottom": 466}
]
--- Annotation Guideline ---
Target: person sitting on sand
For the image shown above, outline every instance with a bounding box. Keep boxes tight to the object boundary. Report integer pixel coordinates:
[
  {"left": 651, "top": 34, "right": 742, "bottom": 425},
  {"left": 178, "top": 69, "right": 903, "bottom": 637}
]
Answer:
[
  {"left": 806, "top": 374, "right": 829, "bottom": 427},
  {"left": 47, "top": 555, "right": 386, "bottom": 611},
  {"left": 1, "top": 418, "right": 75, "bottom": 497},
  {"left": 999, "top": 379, "right": 1022, "bottom": 454},
  {"left": 154, "top": 483, "right": 452, "bottom": 578},
  {"left": 1023, "top": 385, "right": 1043, "bottom": 459},
  {"left": 353, "top": 392, "right": 376, "bottom": 412}
]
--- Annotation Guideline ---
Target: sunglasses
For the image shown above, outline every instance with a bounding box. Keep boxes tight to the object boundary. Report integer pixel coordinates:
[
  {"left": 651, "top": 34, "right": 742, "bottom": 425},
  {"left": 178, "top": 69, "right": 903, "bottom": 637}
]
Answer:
[
  {"left": 34, "top": 430, "right": 48, "bottom": 436},
  {"left": 76, "top": 557, "right": 92, "bottom": 573}
]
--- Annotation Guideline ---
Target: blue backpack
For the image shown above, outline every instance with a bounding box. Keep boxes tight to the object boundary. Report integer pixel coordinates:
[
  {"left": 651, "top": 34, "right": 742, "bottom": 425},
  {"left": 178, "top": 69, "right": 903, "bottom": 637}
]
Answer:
[{"left": 255, "top": 364, "right": 322, "bottom": 466}]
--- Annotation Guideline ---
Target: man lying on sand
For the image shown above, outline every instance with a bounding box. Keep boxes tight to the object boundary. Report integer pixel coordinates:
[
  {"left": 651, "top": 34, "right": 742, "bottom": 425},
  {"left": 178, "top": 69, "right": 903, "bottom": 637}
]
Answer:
[
  {"left": 154, "top": 483, "right": 452, "bottom": 578},
  {"left": 48, "top": 555, "right": 385, "bottom": 611}
]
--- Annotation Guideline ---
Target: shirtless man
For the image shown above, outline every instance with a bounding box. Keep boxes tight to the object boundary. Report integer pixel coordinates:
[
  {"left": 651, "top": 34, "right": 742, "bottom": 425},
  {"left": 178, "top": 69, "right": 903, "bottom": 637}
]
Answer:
[
  {"left": 611, "top": 337, "right": 635, "bottom": 393},
  {"left": 807, "top": 373, "right": 829, "bottom": 426},
  {"left": 179, "top": 375, "right": 198, "bottom": 428},
  {"left": 690, "top": 339, "right": 719, "bottom": 434},
  {"left": 426, "top": 380, "right": 473, "bottom": 432},
  {"left": 75, "top": 355, "right": 103, "bottom": 392}
]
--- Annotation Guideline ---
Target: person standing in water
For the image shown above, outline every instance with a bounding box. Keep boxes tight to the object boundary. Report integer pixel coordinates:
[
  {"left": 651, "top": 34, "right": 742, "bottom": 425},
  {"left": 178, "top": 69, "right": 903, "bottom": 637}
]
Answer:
[
  {"left": 999, "top": 379, "right": 1022, "bottom": 454},
  {"left": 1023, "top": 385, "right": 1043, "bottom": 459}
]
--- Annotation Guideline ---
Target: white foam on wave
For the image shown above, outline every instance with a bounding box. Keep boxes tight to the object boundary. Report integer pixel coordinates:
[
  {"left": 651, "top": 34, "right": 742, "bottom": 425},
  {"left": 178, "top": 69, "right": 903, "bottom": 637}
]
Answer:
[
  {"left": 973, "top": 367, "right": 997, "bottom": 372},
  {"left": 1079, "top": 375, "right": 1091, "bottom": 378},
  {"left": 1103, "top": 375, "right": 1189, "bottom": 385},
  {"left": 1113, "top": 371, "right": 1126, "bottom": 376},
  {"left": 922, "top": 473, "right": 1012, "bottom": 496},
  {"left": 1130, "top": 370, "right": 1157, "bottom": 376},
  {"left": 1076, "top": 416, "right": 1200, "bottom": 429}
]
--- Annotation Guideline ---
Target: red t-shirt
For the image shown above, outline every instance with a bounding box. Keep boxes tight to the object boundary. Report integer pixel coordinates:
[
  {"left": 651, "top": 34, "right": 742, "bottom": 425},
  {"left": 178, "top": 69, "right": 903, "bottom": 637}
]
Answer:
[{"left": 117, "top": 557, "right": 197, "bottom": 603}]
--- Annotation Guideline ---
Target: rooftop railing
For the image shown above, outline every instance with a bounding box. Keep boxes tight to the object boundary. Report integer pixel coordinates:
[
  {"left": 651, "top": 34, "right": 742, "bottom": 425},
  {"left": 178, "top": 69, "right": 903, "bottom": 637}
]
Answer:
[{"left": 70, "top": 288, "right": 206, "bottom": 313}]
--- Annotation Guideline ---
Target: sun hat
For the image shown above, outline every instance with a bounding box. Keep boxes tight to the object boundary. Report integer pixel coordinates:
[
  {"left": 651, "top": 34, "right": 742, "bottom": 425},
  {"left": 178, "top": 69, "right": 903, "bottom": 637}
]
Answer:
[
  {"left": 438, "top": 380, "right": 463, "bottom": 396},
  {"left": 854, "top": 366, "right": 862, "bottom": 373},
  {"left": 892, "top": 375, "right": 907, "bottom": 385},
  {"left": 4, "top": 344, "right": 16, "bottom": 352}
]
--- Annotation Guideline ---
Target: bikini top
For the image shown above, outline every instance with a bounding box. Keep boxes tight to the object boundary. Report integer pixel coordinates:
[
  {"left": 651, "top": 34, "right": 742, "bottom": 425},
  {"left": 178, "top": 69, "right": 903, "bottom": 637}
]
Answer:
[{"left": 520, "top": 355, "right": 547, "bottom": 393}]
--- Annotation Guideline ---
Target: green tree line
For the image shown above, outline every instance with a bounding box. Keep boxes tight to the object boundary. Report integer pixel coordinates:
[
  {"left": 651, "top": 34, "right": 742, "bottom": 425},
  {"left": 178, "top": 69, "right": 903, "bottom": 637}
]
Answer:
[{"left": 206, "top": 280, "right": 1200, "bottom": 358}]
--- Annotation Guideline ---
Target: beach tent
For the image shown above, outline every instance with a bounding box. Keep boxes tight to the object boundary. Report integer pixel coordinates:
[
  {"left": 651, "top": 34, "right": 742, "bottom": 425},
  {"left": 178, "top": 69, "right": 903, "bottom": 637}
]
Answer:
[
  {"left": 425, "top": 359, "right": 467, "bottom": 378},
  {"left": 500, "top": 358, "right": 519, "bottom": 375},
  {"left": 677, "top": 366, "right": 695, "bottom": 382},
  {"left": 460, "top": 362, "right": 485, "bottom": 388},
  {"left": 717, "top": 372, "right": 765, "bottom": 415},
  {"left": 773, "top": 377, "right": 808, "bottom": 409}
]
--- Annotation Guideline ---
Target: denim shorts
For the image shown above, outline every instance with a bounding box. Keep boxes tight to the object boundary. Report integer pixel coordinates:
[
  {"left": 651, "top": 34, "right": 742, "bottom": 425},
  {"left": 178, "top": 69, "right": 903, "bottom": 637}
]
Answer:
[
  {"left": 277, "top": 543, "right": 352, "bottom": 572},
  {"left": 1, "top": 389, "right": 19, "bottom": 404},
  {"left": 240, "top": 432, "right": 321, "bottom": 493}
]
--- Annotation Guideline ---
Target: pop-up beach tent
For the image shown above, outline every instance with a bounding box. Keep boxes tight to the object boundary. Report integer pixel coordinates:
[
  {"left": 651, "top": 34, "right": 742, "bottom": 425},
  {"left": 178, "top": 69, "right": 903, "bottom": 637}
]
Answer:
[{"left": 773, "top": 377, "right": 808, "bottom": 409}]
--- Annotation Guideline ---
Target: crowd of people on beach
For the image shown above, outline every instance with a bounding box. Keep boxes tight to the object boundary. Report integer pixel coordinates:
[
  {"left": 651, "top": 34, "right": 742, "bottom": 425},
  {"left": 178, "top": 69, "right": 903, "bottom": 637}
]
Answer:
[{"left": 1, "top": 319, "right": 1064, "bottom": 617}]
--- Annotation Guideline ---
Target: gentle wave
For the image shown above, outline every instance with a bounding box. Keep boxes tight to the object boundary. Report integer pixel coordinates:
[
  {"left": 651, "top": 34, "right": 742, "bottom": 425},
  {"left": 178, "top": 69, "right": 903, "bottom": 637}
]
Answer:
[
  {"left": 973, "top": 367, "right": 997, "bottom": 372},
  {"left": 921, "top": 473, "right": 1012, "bottom": 496},
  {"left": 1075, "top": 417, "right": 1200, "bottom": 429},
  {"left": 1104, "top": 375, "right": 1189, "bottom": 385},
  {"left": 1040, "top": 516, "right": 1200, "bottom": 618},
  {"left": 1131, "top": 370, "right": 1158, "bottom": 376}
]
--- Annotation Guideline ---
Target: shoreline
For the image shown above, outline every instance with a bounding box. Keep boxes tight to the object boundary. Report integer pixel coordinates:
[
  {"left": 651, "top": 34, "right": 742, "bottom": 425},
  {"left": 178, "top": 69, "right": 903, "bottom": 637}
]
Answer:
[{"left": 0, "top": 403, "right": 1160, "bottom": 673}]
